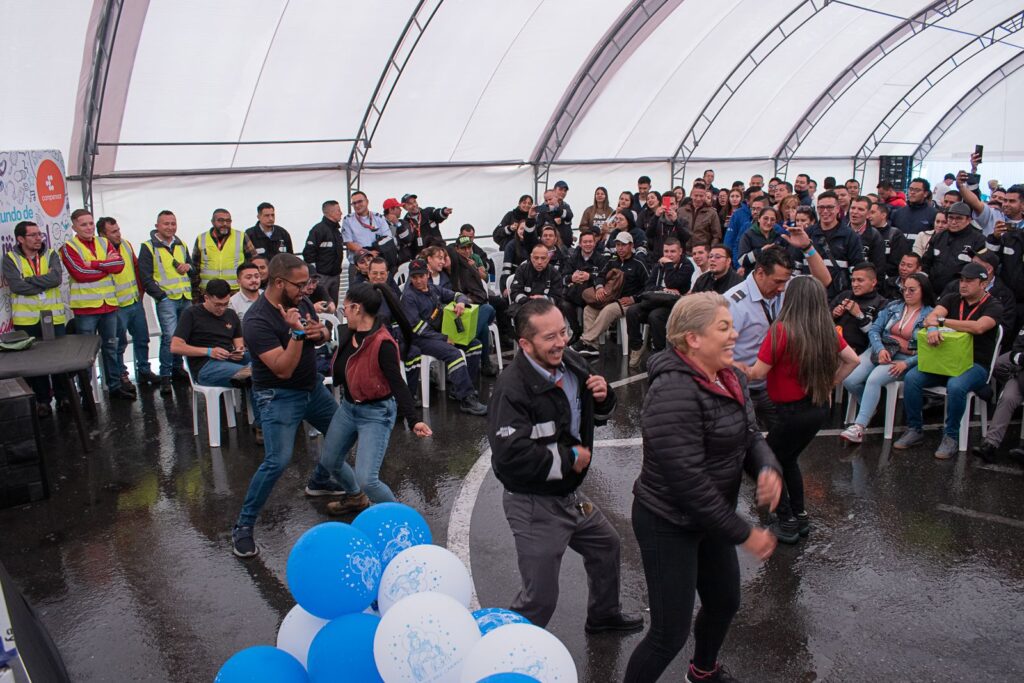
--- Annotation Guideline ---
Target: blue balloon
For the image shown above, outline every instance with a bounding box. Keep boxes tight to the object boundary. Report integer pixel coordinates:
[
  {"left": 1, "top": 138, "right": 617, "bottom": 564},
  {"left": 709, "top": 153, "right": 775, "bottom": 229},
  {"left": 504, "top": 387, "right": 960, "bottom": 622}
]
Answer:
[
  {"left": 471, "top": 608, "right": 531, "bottom": 635},
  {"left": 287, "top": 522, "right": 382, "bottom": 619},
  {"left": 307, "top": 613, "right": 383, "bottom": 683},
  {"left": 215, "top": 646, "right": 308, "bottom": 682},
  {"left": 353, "top": 503, "right": 432, "bottom": 566},
  {"left": 476, "top": 674, "right": 540, "bottom": 683}
]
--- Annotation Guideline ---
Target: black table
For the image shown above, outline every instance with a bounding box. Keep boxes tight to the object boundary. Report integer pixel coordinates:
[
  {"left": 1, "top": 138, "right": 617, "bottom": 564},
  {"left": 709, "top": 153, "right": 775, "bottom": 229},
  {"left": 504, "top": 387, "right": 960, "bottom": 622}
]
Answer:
[{"left": 0, "top": 335, "right": 100, "bottom": 451}]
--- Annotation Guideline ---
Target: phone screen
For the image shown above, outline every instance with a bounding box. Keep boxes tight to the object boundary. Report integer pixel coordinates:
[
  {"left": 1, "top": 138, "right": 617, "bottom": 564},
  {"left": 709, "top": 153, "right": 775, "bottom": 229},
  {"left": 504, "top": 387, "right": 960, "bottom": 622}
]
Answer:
[
  {"left": 662, "top": 196, "right": 672, "bottom": 210},
  {"left": 975, "top": 144, "right": 984, "bottom": 163}
]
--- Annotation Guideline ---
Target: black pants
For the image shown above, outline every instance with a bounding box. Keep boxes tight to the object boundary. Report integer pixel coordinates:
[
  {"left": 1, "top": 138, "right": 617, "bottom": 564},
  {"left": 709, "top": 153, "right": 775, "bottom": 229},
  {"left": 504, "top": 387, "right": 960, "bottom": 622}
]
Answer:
[
  {"left": 625, "top": 500, "right": 740, "bottom": 682},
  {"left": 625, "top": 300, "right": 673, "bottom": 351},
  {"left": 765, "top": 398, "right": 829, "bottom": 519}
]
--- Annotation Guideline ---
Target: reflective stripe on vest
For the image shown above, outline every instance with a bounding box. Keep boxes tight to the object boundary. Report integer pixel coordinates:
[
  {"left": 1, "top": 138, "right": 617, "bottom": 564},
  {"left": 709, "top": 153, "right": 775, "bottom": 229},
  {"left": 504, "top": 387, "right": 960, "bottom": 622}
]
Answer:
[
  {"left": 7, "top": 250, "right": 67, "bottom": 325},
  {"left": 199, "top": 231, "right": 244, "bottom": 288},
  {"left": 141, "top": 240, "right": 192, "bottom": 300},
  {"left": 112, "top": 240, "right": 140, "bottom": 306},
  {"left": 65, "top": 235, "right": 118, "bottom": 308}
]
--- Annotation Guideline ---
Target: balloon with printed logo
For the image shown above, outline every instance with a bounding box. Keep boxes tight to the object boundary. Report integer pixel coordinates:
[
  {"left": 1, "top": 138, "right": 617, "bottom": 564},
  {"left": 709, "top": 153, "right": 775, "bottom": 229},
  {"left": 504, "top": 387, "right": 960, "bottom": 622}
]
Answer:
[
  {"left": 307, "top": 613, "right": 383, "bottom": 683},
  {"left": 276, "top": 604, "right": 329, "bottom": 669},
  {"left": 353, "top": 503, "right": 433, "bottom": 567},
  {"left": 374, "top": 592, "right": 480, "bottom": 683},
  {"left": 215, "top": 645, "right": 308, "bottom": 683},
  {"left": 471, "top": 608, "right": 530, "bottom": 635},
  {"left": 286, "top": 522, "right": 382, "bottom": 619},
  {"left": 458, "top": 624, "right": 577, "bottom": 683},
  {"left": 377, "top": 544, "right": 472, "bottom": 614}
]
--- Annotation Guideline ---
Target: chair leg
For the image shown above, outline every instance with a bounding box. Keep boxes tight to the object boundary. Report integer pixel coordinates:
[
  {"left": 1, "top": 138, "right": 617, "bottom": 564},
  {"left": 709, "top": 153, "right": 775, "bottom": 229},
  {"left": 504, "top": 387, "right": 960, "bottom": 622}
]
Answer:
[
  {"left": 958, "top": 395, "right": 971, "bottom": 452},
  {"left": 191, "top": 391, "right": 200, "bottom": 437},
  {"left": 205, "top": 393, "right": 222, "bottom": 448},
  {"left": 225, "top": 392, "right": 237, "bottom": 430},
  {"left": 883, "top": 382, "right": 899, "bottom": 440},
  {"left": 421, "top": 357, "right": 431, "bottom": 409},
  {"left": 845, "top": 393, "right": 858, "bottom": 425},
  {"left": 619, "top": 318, "right": 628, "bottom": 356},
  {"left": 489, "top": 324, "right": 503, "bottom": 372}
]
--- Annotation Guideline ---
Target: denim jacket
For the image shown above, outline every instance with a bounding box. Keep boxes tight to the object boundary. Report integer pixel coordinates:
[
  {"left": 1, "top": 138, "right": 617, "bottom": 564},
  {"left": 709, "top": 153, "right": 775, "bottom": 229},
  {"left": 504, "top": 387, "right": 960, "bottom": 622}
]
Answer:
[{"left": 867, "top": 300, "right": 933, "bottom": 369}]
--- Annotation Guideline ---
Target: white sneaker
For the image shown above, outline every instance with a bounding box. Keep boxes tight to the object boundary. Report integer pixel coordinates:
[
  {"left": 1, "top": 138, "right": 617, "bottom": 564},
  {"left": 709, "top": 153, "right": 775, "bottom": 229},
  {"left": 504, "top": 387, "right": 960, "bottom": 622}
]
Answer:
[{"left": 840, "top": 423, "right": 865, "bottom": 444}]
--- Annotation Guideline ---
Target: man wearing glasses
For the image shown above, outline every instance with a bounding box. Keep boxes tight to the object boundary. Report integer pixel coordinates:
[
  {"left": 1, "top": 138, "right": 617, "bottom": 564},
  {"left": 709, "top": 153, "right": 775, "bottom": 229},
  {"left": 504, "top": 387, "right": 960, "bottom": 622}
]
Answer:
[
  {"left": 231, "top": 253, "right": 340, "bottom": 558},
  {"left": 891, "top": 178, "right": 937, "bottom": 236},
  {"left": 807, "top": 190, "right": 863, "bottom": 299},
  {"left": 342, "top": 191, "right": 393, "bottom": 286}
]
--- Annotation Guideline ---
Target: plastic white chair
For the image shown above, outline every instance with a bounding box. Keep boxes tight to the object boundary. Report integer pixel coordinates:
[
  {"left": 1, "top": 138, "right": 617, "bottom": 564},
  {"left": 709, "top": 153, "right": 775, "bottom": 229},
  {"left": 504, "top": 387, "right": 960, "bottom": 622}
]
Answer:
[
  {"left": 395, "top": 262, "right": 410, "bottom": 291},
  {"left": 489, "top": 323, "right": 504, "bottom": 372},
  {"left": 487, "top": 250, "right": 505, "bottom": 296},
  {"left": 186, "top": 369, "right": 237, "bottom": 448},
  {"left": 420, "top": 350, "right": 469, "bottom": 408}
]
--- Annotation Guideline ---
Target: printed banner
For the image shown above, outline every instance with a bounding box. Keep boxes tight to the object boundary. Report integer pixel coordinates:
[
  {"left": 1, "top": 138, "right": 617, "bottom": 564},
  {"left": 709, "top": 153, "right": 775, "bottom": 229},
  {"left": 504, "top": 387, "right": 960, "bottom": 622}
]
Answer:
[{"left": 0, "top": 150, "right": 72, "bottom": 333}]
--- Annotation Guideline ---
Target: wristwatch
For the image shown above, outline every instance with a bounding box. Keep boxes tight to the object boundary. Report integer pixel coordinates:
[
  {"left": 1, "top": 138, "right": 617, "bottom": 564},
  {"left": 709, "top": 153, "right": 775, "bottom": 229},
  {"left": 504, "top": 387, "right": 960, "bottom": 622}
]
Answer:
[
  {"left": 936, "top": 316, "right": 946, "bottom": 327},
  {"left": 290, "top": 328, "right": 306, "bottom": 341}
]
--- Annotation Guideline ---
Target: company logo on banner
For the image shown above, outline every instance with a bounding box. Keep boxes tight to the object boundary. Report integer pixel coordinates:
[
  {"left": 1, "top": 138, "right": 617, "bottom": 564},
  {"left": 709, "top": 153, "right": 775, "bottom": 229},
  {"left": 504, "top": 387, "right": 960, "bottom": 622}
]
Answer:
[{"left": 0, "top": 150, "right": 72, "bottom": 333}]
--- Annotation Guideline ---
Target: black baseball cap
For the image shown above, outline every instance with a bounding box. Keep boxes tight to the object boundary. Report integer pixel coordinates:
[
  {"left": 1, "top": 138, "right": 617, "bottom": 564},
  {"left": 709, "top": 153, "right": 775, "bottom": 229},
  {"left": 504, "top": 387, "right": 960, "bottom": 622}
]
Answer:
[
  {"left": 408, "top": 259, "right": 429, "bottom": 275},
  {"left": 959, "top": 263, "right": 989, "bottom": 281},
  {"left": 401, "top": 193, "right": 418, "bottom": 203}
]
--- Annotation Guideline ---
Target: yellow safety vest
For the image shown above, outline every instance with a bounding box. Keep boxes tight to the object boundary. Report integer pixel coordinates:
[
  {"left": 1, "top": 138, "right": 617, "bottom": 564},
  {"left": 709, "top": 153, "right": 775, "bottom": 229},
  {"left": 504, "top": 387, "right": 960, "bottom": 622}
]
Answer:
[
  {"left": 64, "top": 235, "right": 118, "bottom": 309},
  {"left": 140, "top": 240, "right": 192, "bottom": 300},
  {"left": 111, "top": 240, "right": 140, "bottom": 306},
  {"left": 6, "top": 249, "right": 67, "bottom": 326},
  {"left": 198, "top": 230, "right": 244, "bottom": 290}
]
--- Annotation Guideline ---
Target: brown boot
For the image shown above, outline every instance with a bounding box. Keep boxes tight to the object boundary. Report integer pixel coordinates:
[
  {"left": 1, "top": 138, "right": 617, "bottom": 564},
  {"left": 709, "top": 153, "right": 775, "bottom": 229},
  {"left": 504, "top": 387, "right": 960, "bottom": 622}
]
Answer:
[{"left": 326, "top": 492, "right": 371, "bottom": 517}]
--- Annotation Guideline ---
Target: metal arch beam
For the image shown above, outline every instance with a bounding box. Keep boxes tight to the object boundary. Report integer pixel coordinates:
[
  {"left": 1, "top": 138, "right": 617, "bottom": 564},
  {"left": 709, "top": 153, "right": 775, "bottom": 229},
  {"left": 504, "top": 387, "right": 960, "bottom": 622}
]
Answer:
[
  {"left": 773, "top": 0, "right": 972, "bottom": 181},
  {"left": 853, "top": 10, "right": 1024, "bottom": 184},
  {"left": 913, "top": 51, "right": 1024, "bottom": 165},
  {"left": 346, "top": 0, "right": 445, "bottom": 209},
  {"left": 669, "top": 0, "right": 832, "bottom": 186},
  {"left": 530, "top": 0, "right": 682, "bottom": 199},
  {"left": 79, "top": 0, "right": 126, "bottom": 212}
]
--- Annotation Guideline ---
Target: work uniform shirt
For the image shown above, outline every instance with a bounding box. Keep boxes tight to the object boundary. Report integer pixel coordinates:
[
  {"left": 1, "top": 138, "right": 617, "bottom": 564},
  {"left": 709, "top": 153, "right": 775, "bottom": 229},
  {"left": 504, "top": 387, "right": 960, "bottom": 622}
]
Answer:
[
  {"left": 726, "top": 274, "right": 783, "bottom": 370},
  {"left": 340, "top": 212, "right": 391, "bottom": 265}
]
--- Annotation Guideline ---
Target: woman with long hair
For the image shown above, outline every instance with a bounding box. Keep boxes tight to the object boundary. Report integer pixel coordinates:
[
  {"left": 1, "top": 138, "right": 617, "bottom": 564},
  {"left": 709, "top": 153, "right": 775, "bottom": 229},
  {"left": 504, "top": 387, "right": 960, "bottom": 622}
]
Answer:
[
  {"left": 737, "top": 205, "right": 782, "bottom": 273},
  {"left": 778, "top": 195, "right": 800, "bottom": 227},
  {"left": 420, "top": 245, "right": 451, "bottom": 289},
  {"left": 320, "top": 282, "right": 432, "bottom": 515},
  {"left": 913, "top": 208, "right": 947, "bottom": 256},
  {"left": 745, "top": 276, "right": 859, "bottom": 543},
  {"left": 580, "top": 186, "right": 613, "bottom": 232},
  {"left": 617, "top": 190, "right": 638, "bottom": 224},
  {"left": 719, "top": 188, "right": 742, "bottom": 226},
  {"left": 626, "top": 293, "right": 782, "bottom": 683},
  {"left": 840, "top": 273, "right": 935, "bottom": 444},
  {"left": 639, "top": 189, "right": 664, "bottom": 236}
]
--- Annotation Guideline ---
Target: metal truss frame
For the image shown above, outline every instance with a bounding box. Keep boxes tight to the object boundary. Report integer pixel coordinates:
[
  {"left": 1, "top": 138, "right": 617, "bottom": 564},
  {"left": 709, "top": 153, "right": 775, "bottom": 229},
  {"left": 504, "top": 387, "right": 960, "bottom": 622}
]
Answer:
[
  {"left": 530, "top": 0, "right": 681, "bottom": 199},
  {"left": 669, "top": 0, "right": 832, "bottom": 187},
  {"left": 853, "top": 9, "right": 1024, "bottom": 184},
  {"left": 773, "top": 0, "right": 971, "bottom": 181},
  {"left": 345, "top": 0, "right": 445, "bottom": 210}
]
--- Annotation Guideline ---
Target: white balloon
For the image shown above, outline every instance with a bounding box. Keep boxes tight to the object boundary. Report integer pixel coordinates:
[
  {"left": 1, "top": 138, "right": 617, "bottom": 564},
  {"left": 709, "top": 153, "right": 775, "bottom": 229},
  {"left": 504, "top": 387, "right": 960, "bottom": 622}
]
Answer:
[
  {"left": 276, "top": 604, "right": 329, "bottom": 669},
  {"left": 377, "top": 544, "right": 473, "bottom": 615},
  {"left": 458, "top": 624, "right": 577, "bottom": 683},
  {"left": 374, "top": 592, "right": 480, "bottom": 683}
]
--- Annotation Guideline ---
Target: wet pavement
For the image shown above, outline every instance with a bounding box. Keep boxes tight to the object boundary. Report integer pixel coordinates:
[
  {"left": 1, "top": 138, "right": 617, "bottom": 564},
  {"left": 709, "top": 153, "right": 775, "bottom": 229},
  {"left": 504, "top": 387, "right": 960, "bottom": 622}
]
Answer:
[{"left": 2, "top": 349, "right": 1024, "bottom": 682}]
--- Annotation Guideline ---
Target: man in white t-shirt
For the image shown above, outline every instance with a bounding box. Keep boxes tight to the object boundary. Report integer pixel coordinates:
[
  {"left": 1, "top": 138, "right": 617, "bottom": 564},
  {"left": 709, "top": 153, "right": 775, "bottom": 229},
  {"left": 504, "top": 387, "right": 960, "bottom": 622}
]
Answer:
[{"left": 229, "top": 261, "right": 262, "bottom": 324}]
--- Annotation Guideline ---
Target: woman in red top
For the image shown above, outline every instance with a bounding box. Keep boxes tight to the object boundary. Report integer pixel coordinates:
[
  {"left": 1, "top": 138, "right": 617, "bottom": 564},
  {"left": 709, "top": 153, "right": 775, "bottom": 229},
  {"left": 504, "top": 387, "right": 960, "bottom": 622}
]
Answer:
[{"left": 746, "top": 276, "right": 859, "bottom": 543}]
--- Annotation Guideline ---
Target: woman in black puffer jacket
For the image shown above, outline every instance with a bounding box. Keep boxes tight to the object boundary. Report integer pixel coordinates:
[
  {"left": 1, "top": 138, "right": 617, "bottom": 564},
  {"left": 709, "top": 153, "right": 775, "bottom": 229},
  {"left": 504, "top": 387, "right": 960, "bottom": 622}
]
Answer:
[{"left": 625, "top": 292, "right": 783, "bottom": 683}]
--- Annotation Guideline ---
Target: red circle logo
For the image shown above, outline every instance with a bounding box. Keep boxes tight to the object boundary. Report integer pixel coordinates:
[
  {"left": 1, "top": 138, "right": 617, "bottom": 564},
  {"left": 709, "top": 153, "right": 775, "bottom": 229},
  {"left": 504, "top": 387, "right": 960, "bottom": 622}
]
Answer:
[{"left": 36, "top": 159, "right": 66, "bottom": 217}]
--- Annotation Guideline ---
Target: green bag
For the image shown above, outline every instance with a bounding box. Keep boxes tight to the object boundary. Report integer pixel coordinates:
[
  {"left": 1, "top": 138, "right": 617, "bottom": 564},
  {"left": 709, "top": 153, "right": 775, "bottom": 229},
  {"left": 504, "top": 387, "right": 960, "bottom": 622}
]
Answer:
[
  {"left": 916, "top": 328, "right": 973, "bottom": 377},
  {"left": 441, "top": 302, "right": 479, "bottom": 346}
]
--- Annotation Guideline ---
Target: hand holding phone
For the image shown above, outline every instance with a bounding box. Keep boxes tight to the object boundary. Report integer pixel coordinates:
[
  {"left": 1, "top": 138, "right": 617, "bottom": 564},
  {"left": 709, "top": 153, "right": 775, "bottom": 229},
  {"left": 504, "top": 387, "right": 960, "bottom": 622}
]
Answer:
[
  {"left": 975, "top": 144, "right": 984, "bottom": 165},
  {"left": 662, "top": 196, "right": 672, "bottom": 210}
]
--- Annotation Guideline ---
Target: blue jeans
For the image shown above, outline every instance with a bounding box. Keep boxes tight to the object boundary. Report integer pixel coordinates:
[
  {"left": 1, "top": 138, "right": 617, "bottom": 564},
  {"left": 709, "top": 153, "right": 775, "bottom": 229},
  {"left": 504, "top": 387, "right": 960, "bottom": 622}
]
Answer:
[
  {"left": 475, "top": 303, "right": 496, "bottom": 361},
  {"left": 116, "top": 300, "right": 152, "bottom": 376},
  {"left": 236, "top": 381, "right": 338, "bottom": 528},
  {"left": 196, "top": 357, "right": 261, "bottom": 427},
  {"left": 156, "top": 297, "right": 191, "bottom": 376},
  {"left": 843, "top": 350, "right": 913, "bottom": 426},
  {"left": 902, "top": 363, "right": 988, "bottom": 439},
  {"left": 318, "top": 398, "right": 398, "bottom": 503},
  {"left": 74, "top": 311, "right": 121, "bottom": 390}
]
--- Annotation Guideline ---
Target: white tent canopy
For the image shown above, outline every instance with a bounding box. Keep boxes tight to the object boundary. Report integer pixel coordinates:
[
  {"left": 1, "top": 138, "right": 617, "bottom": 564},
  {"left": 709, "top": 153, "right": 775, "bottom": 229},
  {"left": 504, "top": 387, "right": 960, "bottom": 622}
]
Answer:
[{"left": 5, "top": 0, "right": 1023, "bottom": 247}]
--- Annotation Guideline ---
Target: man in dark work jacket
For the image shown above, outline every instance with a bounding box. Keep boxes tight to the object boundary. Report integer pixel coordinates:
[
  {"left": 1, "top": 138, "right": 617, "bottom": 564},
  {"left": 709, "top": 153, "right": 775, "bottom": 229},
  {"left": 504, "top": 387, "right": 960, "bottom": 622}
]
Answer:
[{"left": 488, "top": 299, "right": 641, "bottom": 633}]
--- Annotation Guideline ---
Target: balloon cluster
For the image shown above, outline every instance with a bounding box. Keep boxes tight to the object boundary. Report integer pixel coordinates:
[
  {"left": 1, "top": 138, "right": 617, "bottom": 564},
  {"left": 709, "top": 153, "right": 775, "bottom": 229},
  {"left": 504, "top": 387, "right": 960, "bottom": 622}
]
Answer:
[{"left": 215, "top": 503, "right": 577, "bottom": 683}]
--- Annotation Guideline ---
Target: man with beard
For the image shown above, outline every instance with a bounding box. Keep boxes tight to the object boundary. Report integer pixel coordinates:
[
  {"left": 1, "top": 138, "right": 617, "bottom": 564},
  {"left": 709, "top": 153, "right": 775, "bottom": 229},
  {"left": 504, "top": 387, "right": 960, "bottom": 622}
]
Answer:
[
  {"left": 229, "top": 261, "right": 262, "bottom": 323},
  {"left": 192, "top": 208, "right": 256, "bottom": 295},
  {"left": 691, "top": 244, "right": 742, "bottom": 294}
]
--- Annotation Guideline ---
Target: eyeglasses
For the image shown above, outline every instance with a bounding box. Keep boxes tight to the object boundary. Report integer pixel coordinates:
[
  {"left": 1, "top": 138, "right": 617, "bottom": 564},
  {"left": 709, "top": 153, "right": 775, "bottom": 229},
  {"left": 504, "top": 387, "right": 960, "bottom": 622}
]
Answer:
[
  {"left": 818, "top": 205, "right": 838, "bottom": 211},
  {"left": 280, "top": 277, "right": 310, "bottom": 289},
  {"left": 708, "top": 253, "right": 727, "bottom": 260}
]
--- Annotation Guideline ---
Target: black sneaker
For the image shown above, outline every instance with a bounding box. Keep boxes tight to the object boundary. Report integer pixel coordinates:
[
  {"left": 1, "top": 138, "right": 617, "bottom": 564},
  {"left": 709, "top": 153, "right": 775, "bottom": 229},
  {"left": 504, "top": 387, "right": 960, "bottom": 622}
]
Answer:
[
  {"left": 109, "top": 386, "right": 137, "bottom": 401},
  {"left": 972, "top": 441, "right": 998, "bottom": 464},
  {"left": 686, "top": 662, "right": 740, "bottom": 682},
  {"left": 481, "top": 360, "right": 498, "bottom": 377},
  {"left": 572, "top": 341, "right": 599, "bottom": 358},
  {"left": 584, "top": 611, "right": 644, "bottom": 634},
  {"left": 159, "top": 377, "right": 173, "bottom": 395},
  {"left": 304, "top": 479, "right": 347, "bottom": 497},
  {"left": 459, "top": 394, "right": 488, "bottom": 416},
  {"left": 1008, "top": 447, "right": 1024, "bottom": 465},
  {"left": 231, "top": 525, "right": 259, "bottom": 558},
  {"left": 771, "top": 516, "right": 800, "bottom": 544},
  {"left": 795, "top": 512, "right": 811, "bottom": 538},
  {"left": 138, "top": 370, "right": 161, "bottom": 387}
]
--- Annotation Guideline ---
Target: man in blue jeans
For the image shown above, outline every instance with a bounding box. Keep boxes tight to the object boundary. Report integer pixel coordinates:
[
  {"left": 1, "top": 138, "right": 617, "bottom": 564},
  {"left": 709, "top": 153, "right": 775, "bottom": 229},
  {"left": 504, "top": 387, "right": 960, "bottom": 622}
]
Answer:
[
  {"left": 895, "top": 263, "right": 1003, "bottom": 459},
  {"left": 169, "top": 278, "right": 261, "bottom": 440},
  {"left": 232, "top": 254, "right": 346, "bottom": 558},
  {"left": 139, "top": 210, "right": 196, "bottom": 395}
]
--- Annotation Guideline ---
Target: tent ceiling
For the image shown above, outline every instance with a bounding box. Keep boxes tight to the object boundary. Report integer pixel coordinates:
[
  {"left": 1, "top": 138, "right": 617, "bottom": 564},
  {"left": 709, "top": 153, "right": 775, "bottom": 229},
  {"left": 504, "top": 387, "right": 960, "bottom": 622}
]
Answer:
[{"left": 6, "top": 0, "right": 1022, "bottom": 181}]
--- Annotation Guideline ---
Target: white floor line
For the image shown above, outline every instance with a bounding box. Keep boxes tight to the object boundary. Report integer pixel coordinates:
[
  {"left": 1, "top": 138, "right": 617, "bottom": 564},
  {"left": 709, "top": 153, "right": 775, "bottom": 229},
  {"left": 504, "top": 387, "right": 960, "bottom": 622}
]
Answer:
[
  {"left": 936, "top": 504, "right": 1024, "bottom": 530},
  {"left": 610, "top": 373, "right": 647, "bottom": 388},
  {"left": 446, "top": 447, "right": 492, "bottom": 610}
]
